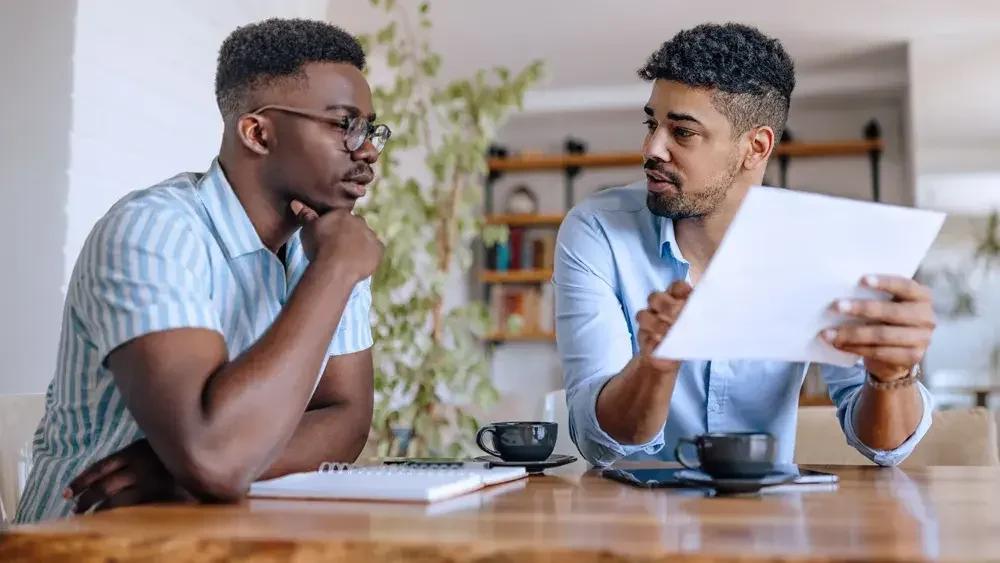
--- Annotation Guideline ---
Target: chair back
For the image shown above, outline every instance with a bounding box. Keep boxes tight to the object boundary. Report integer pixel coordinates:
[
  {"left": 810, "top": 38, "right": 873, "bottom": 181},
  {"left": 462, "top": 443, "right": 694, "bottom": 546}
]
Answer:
[
  {"left": 0, "top": 393, "right": 46, "bottom": 524},
  {"left": 794, "top": 405, "right": 1000, "bottom": 467}
]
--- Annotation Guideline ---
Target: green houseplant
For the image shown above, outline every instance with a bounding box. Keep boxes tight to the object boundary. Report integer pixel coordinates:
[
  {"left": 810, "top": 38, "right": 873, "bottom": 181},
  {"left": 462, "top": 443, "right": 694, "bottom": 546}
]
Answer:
[{"left": 355, "top": 0, "right": 544, "bottom": 457}]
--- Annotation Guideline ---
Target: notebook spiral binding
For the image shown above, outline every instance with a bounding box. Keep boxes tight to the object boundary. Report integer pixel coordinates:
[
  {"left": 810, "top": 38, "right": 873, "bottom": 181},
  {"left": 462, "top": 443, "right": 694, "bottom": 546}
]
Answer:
[
  {"left": 319, "top": 462, "right": 353, "bottom": 473},
  {"left": 317, "top": 462, "right": 487, "bottom": 474}
]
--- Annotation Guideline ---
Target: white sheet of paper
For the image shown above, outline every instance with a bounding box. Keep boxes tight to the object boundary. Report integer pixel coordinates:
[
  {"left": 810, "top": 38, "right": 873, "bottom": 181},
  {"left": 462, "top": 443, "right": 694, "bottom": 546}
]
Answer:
[{"left": 653, "top": 186, "right": 946, "bottom": 366}]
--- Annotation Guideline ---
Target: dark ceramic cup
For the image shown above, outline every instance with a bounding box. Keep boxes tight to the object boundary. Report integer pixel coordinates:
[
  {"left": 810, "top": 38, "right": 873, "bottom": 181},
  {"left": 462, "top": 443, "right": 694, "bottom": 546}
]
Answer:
[
  {"left": 674, "top": 432, "right": 778, "bottom": 479},
  {"left": 475, "top": 421, "right": 557, "bottom": 462}
]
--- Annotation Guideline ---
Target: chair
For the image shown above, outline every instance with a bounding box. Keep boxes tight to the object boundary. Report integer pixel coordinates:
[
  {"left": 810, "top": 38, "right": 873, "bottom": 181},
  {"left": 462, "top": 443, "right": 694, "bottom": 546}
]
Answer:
[
  {"left": 794, "top": 405, "right": 1000, "bottom": 467},
  {"left": 0, "top": 393, "right": 46, "bottom": 524}
]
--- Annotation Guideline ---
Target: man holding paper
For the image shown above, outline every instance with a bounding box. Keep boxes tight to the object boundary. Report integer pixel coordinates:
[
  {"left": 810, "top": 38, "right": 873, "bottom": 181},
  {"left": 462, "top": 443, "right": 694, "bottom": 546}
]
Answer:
[{"left": 553, "top": 22, "right": 936, "bottom": 468}]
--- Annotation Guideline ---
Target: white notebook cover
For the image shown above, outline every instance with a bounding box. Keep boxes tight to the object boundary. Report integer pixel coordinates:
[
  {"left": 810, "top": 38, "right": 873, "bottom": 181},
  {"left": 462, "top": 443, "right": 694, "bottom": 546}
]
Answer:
[{"left": 248, "top": 464, "right": 527, "bottom": 503}]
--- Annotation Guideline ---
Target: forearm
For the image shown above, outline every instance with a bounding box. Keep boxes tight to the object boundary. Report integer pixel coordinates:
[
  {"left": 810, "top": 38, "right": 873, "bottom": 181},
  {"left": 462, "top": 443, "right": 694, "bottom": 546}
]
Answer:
[
  {"left": 257, "top": 404, "right": 371, "bottom": 480},
  {"left": 851, "top": 377, "right": 923, "bottom": 451},
  {"left": 183, "top": 260, "right": 359, "bottom": 493},
  {"left": 595, "top": 357, "right": 678, "bottom": 445}
]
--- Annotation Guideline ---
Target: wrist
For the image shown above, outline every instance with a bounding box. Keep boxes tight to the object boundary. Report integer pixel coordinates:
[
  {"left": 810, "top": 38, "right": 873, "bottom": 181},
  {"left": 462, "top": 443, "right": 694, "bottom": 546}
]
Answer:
[
  {"left": 635, "top": 354, "right": 681, "bottom": 379},
  {"left": 313, "top": 254, "right": 364, "bottom": 285},
  {"left": 866, "top": 364, "right": 921, "bottom": 390}
]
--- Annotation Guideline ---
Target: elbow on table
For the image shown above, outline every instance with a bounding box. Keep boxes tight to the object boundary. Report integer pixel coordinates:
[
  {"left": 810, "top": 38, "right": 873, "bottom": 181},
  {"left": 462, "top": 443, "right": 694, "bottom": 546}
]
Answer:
[{"left": 172, "top": 447, "right": 257, "bottom": 502}]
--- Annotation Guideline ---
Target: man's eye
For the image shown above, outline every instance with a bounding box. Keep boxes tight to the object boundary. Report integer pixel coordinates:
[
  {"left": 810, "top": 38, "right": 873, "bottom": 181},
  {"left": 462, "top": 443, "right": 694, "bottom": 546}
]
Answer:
[
  {"left": 674, "top": 128, "right": 694, "bottom": 138},
  {"left": 643, "top": 119, "right": 657, "bottom": 132}
]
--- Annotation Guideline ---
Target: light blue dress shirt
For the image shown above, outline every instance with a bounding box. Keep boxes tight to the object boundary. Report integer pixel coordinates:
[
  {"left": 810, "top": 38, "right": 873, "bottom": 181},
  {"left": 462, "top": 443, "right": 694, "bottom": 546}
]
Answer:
[
  {"left": 15, "top": 159, "right": 373, "bottom": 523},
  {"left": 553, "top": 181, "right": 933, "bottom": 468}
]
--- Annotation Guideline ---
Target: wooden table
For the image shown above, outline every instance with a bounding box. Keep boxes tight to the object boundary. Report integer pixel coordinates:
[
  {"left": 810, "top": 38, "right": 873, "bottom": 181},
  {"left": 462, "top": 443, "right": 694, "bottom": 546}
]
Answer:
[{"left": 2, "top": 463, "right": 999, "bottom": 562}]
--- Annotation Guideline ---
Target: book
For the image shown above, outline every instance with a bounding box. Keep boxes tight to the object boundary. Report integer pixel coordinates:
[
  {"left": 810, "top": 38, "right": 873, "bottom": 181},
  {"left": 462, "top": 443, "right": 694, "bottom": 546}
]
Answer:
[{"left": 248, "top": 462, "right": 528, "bottom": 503}]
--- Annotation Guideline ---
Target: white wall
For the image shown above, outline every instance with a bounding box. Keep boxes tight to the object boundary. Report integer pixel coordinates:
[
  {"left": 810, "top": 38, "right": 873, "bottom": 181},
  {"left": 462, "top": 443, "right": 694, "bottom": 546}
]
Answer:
[
  {"left": 908, "top": 33, "right": 1000, "bottom": 178},
  {"left": 0, "top": 0, "right": 332, "bottom": 394},
  {"left": 64, "top": 0, "right": 333, "bottom": 285},
  {"left": 0, "top": 0, "right": 76, "bottom": 394},
  {"left": 906, "top": 34, "right": 1000, "bottom": 390},
  {"left": 486, "top": 94, "right": 908, "bottom": 410}
]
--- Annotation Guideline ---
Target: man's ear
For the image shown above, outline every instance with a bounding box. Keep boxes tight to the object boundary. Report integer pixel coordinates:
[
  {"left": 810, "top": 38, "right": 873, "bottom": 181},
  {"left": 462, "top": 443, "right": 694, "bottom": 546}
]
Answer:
[
  {"left": 743, "top": 126, "right": 775, "bottom": 171},
  {"left": 236, "top": 114, "right": 271, "bottom": 155}
]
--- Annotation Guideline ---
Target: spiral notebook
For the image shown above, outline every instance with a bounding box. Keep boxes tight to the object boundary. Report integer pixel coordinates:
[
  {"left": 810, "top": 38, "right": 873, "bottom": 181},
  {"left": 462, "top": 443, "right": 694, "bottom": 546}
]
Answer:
[{"left": 248, "top": 462, "right": 528, "bottom": 503}]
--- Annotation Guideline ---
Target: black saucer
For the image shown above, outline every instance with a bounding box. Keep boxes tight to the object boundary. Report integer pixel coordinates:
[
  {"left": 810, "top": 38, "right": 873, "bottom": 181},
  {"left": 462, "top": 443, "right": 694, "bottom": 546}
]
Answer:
[
  {"left": 676, "top": 469, "right": 797, "bottom": 495},
  {"left": 473, "top": 454, "right": 578, "bottom": 474}
]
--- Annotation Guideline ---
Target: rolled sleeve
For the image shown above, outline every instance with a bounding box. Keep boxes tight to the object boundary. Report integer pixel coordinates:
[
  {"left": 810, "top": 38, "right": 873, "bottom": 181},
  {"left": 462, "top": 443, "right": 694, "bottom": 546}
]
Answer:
[
  {"left": 822, "top": 362, "right": 934, "bottom": 466},
  {"left": 74, "top": 206, "right": 222, "bottom": 363},
  {"left": 554, "top": 209, "right": 664, "bottom": 467},
  {"left": 327, "top": 276, "right": 373, "bottom": 356}
]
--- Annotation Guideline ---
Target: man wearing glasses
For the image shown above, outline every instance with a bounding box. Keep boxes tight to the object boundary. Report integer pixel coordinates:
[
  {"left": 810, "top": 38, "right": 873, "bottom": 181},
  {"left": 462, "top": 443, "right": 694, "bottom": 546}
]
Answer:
[{"left": 15, "top": 18, "right": 390, "bottom": 522}]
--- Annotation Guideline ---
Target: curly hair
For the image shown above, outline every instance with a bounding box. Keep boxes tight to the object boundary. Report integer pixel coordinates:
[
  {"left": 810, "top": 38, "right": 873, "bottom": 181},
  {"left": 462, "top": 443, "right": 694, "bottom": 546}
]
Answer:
[
  {"left": 638, "top": 23, "right": 795, "bottom": 139},
  {"left": 214, "top": 18, "right": 366, "bottom": 120}
]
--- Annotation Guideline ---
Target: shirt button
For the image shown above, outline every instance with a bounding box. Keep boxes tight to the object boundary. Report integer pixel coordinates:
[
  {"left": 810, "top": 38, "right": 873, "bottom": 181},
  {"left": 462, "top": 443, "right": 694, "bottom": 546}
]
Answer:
[{"left": 709, "top": 404, "right": 720, "bottom": 412}]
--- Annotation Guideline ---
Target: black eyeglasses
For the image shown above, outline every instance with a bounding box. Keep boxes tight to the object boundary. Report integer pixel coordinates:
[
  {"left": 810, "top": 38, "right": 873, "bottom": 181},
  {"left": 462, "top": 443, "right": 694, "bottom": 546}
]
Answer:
[{"left": 250, "top": 104, "right": 392, "bottom": 154}]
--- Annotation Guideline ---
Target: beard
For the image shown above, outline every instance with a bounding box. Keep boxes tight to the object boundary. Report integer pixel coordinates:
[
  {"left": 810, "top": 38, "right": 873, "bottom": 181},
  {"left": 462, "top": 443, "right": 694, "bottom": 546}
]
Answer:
[{"left": 646, "top": 155, "right": 741, "bottom": 220}]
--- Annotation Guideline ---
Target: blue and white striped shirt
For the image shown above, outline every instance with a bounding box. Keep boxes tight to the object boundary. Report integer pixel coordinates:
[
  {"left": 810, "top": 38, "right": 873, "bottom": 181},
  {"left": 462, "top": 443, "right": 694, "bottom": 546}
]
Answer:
[{"left": 15, "top": 159, "right": 373, "bottom": 523}]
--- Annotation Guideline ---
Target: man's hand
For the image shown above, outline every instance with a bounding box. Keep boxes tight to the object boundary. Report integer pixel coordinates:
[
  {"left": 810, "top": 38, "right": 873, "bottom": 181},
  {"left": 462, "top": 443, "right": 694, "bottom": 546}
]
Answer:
[
  {"left": 635, "top": 280, "right": 693, "bottom": 373},
  {"left": 593, "top": 280, "right": 693, "bottom": 445},
  {"left": 823, "top": 274, "right": 936, "bottom": 381},
  {"left": 64, "top": 439, "right": 192, "bottom": 514},
  {"left": 290, "top": 200, "right": 384, "bottom": 282}
]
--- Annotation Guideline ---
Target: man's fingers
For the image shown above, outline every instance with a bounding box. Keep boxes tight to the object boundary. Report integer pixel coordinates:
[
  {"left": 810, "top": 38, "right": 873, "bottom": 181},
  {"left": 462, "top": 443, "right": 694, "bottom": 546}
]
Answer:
[
  {"left": 637, "top": 310, "right": 668, "bottom": 339},
  {"left": 667, "top": 280, "right": 693, "bottom": 299},
  {"left": 833, "top": 298, "right": 936, "bottom": 328},
  {"left": 290, "top": 200, "right": 320, "bottom": 224},
  {"left": 647, "top": 291, "right": 687, "bottom": 320},
  {"left": 72, "top": 470, "right": 138, "bottom": 514},
  {"left": 833, "top": 345, "right": 924, "bottom": 367},
  {"left": 862, "top": 274, "right": 933, "bottom": 302},
  {"left": 101, "top": 486, "right": 146, "bottom": 512},
  {"left": 65, "top": 455, "right": 128, "bottom": 498},
  {"left": 823, "top": 324, "right": 931, "bottom": 348}
]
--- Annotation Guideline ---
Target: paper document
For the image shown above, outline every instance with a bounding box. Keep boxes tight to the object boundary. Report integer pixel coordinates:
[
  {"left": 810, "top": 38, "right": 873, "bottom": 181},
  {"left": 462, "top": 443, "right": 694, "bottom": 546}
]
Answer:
[{"left": 653, "top": 186, "right": 946, "bottom": 366}]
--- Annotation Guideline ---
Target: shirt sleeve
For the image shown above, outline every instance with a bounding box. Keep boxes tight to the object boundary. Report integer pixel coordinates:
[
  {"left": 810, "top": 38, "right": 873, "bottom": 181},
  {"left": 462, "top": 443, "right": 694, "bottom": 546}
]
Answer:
[
  {"left": 821, "top": 361, "right": 934, "bottom": 466},
  {"left": 327, "top": 275, "right": 373, "bottom": 356},
  {"left": 73, "top": 205, "right": 223, "bottom": 363},
  {"left": 553, "top": 209, "right": 664, "bottom": 467}
]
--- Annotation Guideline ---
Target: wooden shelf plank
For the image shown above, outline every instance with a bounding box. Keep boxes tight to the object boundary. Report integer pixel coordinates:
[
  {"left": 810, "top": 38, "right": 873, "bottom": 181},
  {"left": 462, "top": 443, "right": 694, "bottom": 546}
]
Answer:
[
  {"left": 481, "top": 269, "right": 553, "bottom": 283},
  {"left": 487, "top": 140, "right": 886, "bottom": 172},
  {"left": 486, "top": 331, "right": 556, "bottom": 342},
  {"left": 488, "top": 152, "right": 640, "bottom": 172},
  {"left": 485, "top": 213, "right": 564, "bottom": 226},
  {"left": 777, "top": 139, "right": 884, "bottom": 157}
]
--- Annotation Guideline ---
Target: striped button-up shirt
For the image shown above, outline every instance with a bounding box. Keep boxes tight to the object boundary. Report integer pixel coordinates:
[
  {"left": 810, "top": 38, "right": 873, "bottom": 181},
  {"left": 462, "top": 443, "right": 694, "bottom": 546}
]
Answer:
[{"left": 15, "top": 159, "right": 373, "bottom": 522}]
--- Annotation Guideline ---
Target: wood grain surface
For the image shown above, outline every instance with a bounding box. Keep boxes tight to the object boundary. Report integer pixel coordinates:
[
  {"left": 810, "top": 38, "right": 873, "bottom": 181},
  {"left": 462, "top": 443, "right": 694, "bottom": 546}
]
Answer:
[{"left": 1, "top": 463, "right": 997, "bottom": 562}]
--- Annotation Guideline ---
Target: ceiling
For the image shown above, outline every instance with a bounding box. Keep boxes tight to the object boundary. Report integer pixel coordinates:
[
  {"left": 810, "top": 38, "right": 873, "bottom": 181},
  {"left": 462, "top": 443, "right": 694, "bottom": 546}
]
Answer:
[{"left": 337, "top": 0, "right": 1000, "bottom": 93}]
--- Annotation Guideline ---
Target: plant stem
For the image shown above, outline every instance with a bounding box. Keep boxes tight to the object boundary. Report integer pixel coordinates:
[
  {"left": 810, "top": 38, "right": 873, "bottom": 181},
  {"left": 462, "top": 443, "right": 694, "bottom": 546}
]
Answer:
[{"left": 395, "top": 2, "right": 440, "bottom": 154}]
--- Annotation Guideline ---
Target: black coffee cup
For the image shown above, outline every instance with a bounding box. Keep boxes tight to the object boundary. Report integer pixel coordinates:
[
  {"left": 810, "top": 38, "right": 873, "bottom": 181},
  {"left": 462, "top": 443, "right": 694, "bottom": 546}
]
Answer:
[
  {"left": 674, "top": 432, "right": 778, "bottom": 479},
  {"left": 476, "top": 421, "right": 557, "bottom": 462}
]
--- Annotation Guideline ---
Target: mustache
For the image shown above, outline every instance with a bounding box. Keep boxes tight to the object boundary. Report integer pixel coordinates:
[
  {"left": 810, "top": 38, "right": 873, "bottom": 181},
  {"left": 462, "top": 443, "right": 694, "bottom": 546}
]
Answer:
[
  {"left": 644, "top": 159, "right": 683, "bottom": 185},
  {"left": 343, "top": 164, "right": 374, "bottom": 180}
]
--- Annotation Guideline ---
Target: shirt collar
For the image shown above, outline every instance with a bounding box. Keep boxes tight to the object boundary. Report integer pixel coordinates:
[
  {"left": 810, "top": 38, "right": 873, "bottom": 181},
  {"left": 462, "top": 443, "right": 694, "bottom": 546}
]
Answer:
[
  {"left": 197, "top": 158, "right": 266, "bottom": 259},
  {"left": 658, "top": 215, "right": 687, "bottom": 265}
]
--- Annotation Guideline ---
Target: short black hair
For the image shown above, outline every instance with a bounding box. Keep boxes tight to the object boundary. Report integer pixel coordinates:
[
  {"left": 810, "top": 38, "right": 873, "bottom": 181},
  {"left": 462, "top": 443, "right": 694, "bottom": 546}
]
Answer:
[
  {"left": 214, "top": 18, "right": 366, "bottom": 120},
  {"left": 638, "top": 23, "right": 795, "bottom": 140}
]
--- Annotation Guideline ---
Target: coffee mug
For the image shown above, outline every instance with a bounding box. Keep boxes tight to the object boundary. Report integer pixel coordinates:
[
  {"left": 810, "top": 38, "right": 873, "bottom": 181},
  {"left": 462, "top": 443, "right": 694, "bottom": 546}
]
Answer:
[
  {"left": 476, "top": 421, "right": 557, "bottom": 462},
  {"left": 674, "top": 432, "right": 778, "bottom": 479}
]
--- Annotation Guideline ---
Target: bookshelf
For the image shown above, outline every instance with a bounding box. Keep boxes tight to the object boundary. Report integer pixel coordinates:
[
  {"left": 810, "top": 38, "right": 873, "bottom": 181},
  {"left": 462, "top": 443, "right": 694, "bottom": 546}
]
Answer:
[
  {"left": 482, "top": 124, "right": 885, "bottom": 407},
  {"left": 481, "top": 269, "right": 553, "bottom": 284},
  {"left": 485, "top": 213, "right": 564, "bottom": 227},
  {"left": 485, "top": 139, "right": 884, "bottom": 172}
]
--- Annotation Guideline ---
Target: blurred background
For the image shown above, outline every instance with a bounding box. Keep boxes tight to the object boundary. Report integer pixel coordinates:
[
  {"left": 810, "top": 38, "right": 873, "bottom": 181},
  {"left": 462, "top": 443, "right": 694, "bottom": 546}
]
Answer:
[{"left": 3, "top": 0, "right": 1000, "bottom": 439}]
